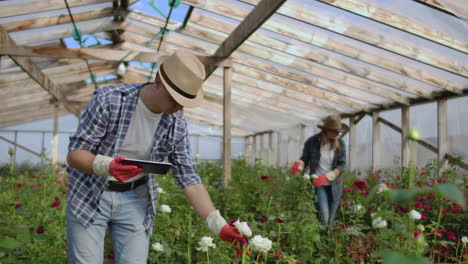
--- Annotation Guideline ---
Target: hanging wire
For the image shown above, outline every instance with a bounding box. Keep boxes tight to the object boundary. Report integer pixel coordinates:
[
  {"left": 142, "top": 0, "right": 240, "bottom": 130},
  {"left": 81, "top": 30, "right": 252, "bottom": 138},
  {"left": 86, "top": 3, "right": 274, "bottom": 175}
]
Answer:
[
  {"left": 64, "top": 0, "right": 99, "bottom": 90},
  {"left": 146, "top": 0, "right": 180, "bottom": 81}
]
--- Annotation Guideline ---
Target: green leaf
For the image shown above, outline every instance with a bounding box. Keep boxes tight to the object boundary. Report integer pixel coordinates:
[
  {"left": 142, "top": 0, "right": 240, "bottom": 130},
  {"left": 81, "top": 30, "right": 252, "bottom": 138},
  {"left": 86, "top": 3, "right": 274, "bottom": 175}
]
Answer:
[
  {"left": 388, "top": 188, "right": 424, "bottom": 204},
  {"left": 382, "top": 251, "right": 431, "bottom": 264},
  {"left": 0, "top": 237, "right": 21, "bottom": 249},
  {"left": 433, "top": 183, "right": 466, "bottom": 208}
]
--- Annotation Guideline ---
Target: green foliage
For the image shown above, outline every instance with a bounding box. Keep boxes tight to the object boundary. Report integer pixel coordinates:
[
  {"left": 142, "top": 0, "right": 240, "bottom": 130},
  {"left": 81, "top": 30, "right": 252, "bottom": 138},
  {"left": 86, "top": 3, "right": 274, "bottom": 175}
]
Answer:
[{"left": 1, "top": 156, "right": 466, "bottom": 263}]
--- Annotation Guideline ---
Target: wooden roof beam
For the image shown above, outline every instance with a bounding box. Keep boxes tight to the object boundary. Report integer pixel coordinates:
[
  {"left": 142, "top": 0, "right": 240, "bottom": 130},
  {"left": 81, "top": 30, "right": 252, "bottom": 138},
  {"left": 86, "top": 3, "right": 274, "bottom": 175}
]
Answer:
[
  {"left": 118, "top": 40, "right": 372, "bottom": 112},
  {"left": 0, "top": 26, "right": 81, "bottom": 117},
  {"left": 182, "top": 0, "right": 466, "bottom": 91},
  {"left": 203, "top": 0, "right": 287, "bottom": 79},
  {"left": 0, "top": 0, "right": 111, "bottom": 18},
  {"left": 119, "top": 28, "right": 388, "bottom": 110},
  {"left": 184, "top": 11, "right": 440, "bottom": 98},
  {"left": 316, "top": 0, "right": 467, "bottom": 53},
  {"left": 242, "top": 0, "right": 467, "bottom": 77}
]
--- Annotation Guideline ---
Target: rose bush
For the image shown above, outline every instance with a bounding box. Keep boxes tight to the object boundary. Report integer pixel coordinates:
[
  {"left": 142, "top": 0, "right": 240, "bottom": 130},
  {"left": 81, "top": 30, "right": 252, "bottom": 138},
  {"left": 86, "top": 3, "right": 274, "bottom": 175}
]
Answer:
[{"left": 0, "top": 156, "right": 466, "bottom": 263}]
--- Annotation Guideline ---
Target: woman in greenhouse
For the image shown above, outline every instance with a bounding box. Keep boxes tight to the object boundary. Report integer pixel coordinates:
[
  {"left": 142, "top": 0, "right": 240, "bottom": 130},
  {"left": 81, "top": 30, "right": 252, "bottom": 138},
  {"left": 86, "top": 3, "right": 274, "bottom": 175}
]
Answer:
[
  {"left": 65, "top": 50, "right": 248, "bottom": 263},
  {"left": 290, "top": 115, "right": 347, "bottom": 227}
]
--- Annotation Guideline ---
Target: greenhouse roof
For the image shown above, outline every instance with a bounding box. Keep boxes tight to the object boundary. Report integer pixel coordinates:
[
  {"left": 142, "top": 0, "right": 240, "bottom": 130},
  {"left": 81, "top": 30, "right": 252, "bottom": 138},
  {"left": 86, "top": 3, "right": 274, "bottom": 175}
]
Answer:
[{"left": 0, "top": 0, "right": 467, "bottom": 136}]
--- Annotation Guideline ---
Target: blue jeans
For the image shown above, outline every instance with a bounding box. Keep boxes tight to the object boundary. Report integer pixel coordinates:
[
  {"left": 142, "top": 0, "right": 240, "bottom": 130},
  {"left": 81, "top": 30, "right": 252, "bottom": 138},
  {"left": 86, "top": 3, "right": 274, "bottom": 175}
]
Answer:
[
  {"left": 67, "top": 184, "right": 151, "bottom": 264},
  {"left": 316, "top": 185, "right": 341, "bottom": 226}
]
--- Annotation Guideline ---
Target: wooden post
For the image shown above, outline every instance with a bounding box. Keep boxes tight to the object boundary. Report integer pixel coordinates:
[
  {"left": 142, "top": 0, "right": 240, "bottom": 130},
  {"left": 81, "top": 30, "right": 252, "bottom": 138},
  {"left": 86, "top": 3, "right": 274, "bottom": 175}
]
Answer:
[
  {"left": 299, "top": 124, "right": 306, "bottom": 152},
  {"left": 287, "top": 135, "right": 294, "bottom": 165},
  {"left": 438, "top": 99, "right": 448, "bottom": 169},
  {"left": 41, "top": 132, "right": 45, "bottom": 155},
  {"left": 276, "top": 132, "right": 282, "bottom": 167},
  {"left": 372, "top": 112, "right": 380, "bottom": 170},
  {"left": 401, "top": 106, "right": 410, "bottom": 167},
  {"left": 260, "top": 133, "right": 265, "bottom": 162},
  {"left": 244, "top": 135, "right": 249, "bottom": 160},
  {"left": 268, "top": 131, "right": 273, "bottom": 165},
  {"left": 349, "top": 116, "right": 356, "bottom": 172},
  {"left": 223, "top": 66, "right": 232, "bottom": 185},
  {"left": 51, "top": 104, "right": 59, "bottom": 166},
  {"left": 252, "top": 135, "right": 257, "bottom": 165}
]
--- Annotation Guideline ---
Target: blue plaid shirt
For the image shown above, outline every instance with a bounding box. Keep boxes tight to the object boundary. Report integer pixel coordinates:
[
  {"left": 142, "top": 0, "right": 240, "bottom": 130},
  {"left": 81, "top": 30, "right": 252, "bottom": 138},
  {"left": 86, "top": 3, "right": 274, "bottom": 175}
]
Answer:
[{"left": 66, "top": 83, "right": 201, "bottom": 232}]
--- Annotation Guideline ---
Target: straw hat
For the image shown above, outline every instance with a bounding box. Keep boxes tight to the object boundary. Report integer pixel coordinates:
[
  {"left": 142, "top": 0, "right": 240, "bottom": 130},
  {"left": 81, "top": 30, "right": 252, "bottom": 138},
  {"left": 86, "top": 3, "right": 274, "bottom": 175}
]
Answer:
[
  {"left": 157, "top": 50, "right": 205, "bottom": 107},
  {"left": 317, "top": 115, "right": 349, "bottom": 133}
]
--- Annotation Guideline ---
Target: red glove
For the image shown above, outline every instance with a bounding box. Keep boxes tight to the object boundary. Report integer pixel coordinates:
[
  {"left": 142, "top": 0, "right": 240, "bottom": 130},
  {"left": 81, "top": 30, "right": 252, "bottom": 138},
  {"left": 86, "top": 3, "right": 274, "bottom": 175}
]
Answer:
[
  {"left": 290, "top": 160, "right": 304, "bottom": 175},
  {"left": 109, "top": 156, "right": 143, "bottom": 182},
  {"left": 219, "top": 225, "right": 251, "bottom": 258},
  {"left": 313, "top": 174, "right": 328, "bottom": 188}
]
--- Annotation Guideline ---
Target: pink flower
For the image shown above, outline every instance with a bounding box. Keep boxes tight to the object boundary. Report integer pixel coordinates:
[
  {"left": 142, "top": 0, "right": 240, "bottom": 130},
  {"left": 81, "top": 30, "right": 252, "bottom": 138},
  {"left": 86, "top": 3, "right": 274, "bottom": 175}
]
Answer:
[
  {"left": 453, "top": 202, "right": 461, "bottom": 207},
  {"left": 341, "top": 201, "right": 349, "bottom": 206},
  {"left": 36, "top": 226, "right": 45, "bottom": 234},
  {"left": 415, "top": 201, "right": 423, "bottom": 208},
  {"left": 423, "top": 205, "right": 430, "bottom": 211},
  {"left": 414, "top": 231, "right": 420, "bottom": 238},
  {"left": 451, "top": 208, "right": 463, "bottom": 213},
  {"left": 344, "top": 188, "right": 356, "bottom": 193},
  {"left": 359, "top": 190, "right": 371, "bottom": 195},
  {"left": 54, "top": 196, "right": 60, "bottom": 201},
  {"left": 419, "top": 171, "right": 427, "bottom": 176},
  {"left": 51, "top": 201, "right": 61, "bottom": 208},
  {"left": 418, "top": 196, "right": 428, "bottom": 201},
  {"left": 421, "top": 213, "right": 428, "bottom": 219}
]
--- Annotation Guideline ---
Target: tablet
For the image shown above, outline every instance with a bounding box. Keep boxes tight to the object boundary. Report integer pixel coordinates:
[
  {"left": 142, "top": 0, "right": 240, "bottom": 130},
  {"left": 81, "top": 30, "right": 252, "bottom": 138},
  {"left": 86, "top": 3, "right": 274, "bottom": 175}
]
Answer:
[{"left": 121, "top": 158, "right": 172, "bottom": 175}]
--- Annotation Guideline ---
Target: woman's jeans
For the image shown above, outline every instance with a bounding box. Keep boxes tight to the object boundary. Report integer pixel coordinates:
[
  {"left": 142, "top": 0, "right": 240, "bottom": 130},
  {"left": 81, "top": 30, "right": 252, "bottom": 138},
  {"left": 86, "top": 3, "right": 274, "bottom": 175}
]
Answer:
[
  {"left": 316, "top": 185, "right": 341, "bottom": 226},
  {"left": 67, "top": 184, "right": 150, "bottom": 264}
]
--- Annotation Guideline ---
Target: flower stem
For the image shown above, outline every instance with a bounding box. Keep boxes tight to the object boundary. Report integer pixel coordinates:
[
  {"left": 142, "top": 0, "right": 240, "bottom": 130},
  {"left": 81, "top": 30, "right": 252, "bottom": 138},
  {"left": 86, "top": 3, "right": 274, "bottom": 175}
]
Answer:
[{"left": 187, "top": 210, "right": 192, "bottom": 264}]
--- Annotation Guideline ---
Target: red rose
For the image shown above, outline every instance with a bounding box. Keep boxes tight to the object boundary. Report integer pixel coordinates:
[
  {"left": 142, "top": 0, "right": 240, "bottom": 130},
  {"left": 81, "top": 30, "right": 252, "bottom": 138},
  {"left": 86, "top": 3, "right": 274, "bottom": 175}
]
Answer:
[{"left": 36, "top": 226, "right": 45, "bottom": 234}]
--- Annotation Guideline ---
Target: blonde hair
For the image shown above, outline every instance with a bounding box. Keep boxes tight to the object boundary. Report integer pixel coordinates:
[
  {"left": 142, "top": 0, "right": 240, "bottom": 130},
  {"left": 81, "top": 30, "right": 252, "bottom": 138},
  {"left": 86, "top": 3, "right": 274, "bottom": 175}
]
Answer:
[{"left": 320, "top": 130, "right": 340, "bottom": 152}]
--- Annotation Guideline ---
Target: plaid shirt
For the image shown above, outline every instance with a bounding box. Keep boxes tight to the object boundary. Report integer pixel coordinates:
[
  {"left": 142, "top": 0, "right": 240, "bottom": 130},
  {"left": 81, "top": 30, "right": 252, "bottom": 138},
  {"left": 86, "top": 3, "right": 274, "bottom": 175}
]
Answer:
[
  {"left": 300, "top": 133, "right": 346, "bottom": 200},
  {"left": 66, "top": 83, "right": 201, "bottom": 232}
]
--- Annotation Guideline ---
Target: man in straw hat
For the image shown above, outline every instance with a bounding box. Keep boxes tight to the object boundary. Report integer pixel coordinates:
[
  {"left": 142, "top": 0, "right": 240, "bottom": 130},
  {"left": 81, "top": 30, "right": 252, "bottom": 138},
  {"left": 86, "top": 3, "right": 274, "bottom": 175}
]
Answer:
[
  {"left": 66, "top": 50, "right": 249, "bottom": 263},
  {"left": 290, "top": 115, "right": 347, "bottom": 227}
]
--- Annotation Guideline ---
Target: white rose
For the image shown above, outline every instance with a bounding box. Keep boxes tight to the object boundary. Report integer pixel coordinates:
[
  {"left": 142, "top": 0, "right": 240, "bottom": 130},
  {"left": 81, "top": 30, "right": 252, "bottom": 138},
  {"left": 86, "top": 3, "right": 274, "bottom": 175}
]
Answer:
[
  {"left": 462, "top": 236, "right": 467, "bottom": 244},
  {"left": 352, "top": 204, "right": 364, "bottom": 213},
  {"left": 408, "top": 210, "right": 421, "bottom": 220},
  {"left": 372, "top": 217, "right": 387, "bottom": 228},
  {"left": 152, "top": 242, "right": 164, "bottom": 252},
  {"left": 160, "top": 204, "right": 172, "bottom": 213},
  {"left": 250, "top": 235, "right": 272, "bottom": 253},
  {"left": 417, "top": 224, "right": 425, "bottom": 231},
  {"left": 197, "top": 236, "right": 216, "bottom": 252},
  {"left": 377, "top": 183, "right": 389, "bottom": 194},
  {"left": 157, "top": 187, "right": 165, "bottom": 194},
  {"left": 233, "top": 220, "right": 252, "bottom": 237},
  {"left": 303, "top": 173, "right": 311, "bottom": 180}
]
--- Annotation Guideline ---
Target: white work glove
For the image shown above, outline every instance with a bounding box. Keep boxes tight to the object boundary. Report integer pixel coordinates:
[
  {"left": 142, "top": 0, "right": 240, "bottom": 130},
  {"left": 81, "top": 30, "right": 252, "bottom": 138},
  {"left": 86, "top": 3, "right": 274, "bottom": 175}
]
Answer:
[
  {"left": 206, "top": 210, "right": 227, "bottom": 234},
  {"left": 92, "top": 154, "right": 113, "bottom": 176},
  {"left": 325, "top": 170, "right": 337, "bottom": 181}
]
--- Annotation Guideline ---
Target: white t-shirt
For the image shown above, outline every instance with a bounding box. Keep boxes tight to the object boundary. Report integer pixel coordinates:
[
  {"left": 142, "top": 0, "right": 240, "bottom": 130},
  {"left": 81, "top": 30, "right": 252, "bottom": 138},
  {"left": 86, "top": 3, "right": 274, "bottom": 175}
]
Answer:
[
  {"left": 315, "top": 143, "right": 334, "bottom": 186},
  {"left": 108, "top": 97, "right": 162, "bottom": 182}
]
